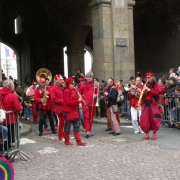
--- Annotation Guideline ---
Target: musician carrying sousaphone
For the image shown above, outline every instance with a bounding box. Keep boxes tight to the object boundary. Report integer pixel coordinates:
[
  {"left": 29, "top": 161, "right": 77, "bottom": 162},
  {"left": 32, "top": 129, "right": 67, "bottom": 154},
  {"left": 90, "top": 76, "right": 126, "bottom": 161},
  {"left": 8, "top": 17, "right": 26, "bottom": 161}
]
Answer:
[
  {"left": 34, "top": 68, "right": 57, "bottom": 136},
  {"left": 139, "top": 72, "right": 161, "bottom": 141}
]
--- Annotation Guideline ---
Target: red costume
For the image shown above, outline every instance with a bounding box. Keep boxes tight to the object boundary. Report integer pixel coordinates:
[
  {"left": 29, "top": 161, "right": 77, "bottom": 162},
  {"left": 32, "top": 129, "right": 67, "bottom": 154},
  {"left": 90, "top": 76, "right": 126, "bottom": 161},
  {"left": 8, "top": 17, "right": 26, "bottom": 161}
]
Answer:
[
  {"left": 63, "top": 78, "right": 86, "bottom": 146},
  {"left": 140, "top": 72, "right": 161, "bottom": 140},
  {"left": 34, "top": 78, "right": 56, "bottom": 136},
  {"left": 129, "top": 84, "right": 144, "bottom": 108},
  {"left": 51, "top": 79, "right": 65, "bottom": 140},
  {"left": 79, "top": 81, "right": 97, "bottom": 133}
]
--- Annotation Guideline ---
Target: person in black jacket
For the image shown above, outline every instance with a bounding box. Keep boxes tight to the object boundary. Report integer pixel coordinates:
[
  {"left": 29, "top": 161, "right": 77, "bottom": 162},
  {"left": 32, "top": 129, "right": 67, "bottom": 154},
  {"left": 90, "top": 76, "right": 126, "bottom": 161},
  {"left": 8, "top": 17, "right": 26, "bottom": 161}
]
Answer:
[
  {"left": 166, "top": 77, "right": 177, "bottom": 127},
  {"left": 104, "top": 78, "right": 121, "bottom": 136}
]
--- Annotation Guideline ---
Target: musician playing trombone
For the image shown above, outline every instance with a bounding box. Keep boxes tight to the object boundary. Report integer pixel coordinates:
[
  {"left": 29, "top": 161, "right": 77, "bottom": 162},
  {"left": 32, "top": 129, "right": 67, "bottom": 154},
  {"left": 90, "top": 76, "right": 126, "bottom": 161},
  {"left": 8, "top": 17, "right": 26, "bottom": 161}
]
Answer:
[{"left": 79, "top": 72, "right": 98, "bottom": 138}]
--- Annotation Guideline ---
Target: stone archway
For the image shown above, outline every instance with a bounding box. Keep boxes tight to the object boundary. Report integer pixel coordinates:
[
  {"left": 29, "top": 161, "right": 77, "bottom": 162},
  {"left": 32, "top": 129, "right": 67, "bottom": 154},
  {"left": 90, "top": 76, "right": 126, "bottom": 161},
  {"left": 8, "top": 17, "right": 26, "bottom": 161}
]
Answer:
[
  {"left": 66, "top": 25, "right": 92, "bottom": 76},
  {"left": 0, "top": 40, "right": 20, "bottom": 83}
]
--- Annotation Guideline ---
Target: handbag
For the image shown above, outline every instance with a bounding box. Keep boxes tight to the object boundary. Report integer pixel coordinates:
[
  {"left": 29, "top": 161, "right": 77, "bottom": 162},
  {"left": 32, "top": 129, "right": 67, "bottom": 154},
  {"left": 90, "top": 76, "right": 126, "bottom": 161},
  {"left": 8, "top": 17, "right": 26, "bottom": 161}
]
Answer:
[
  {"left": 111, "top": 105, "right": 119, "bottom": 113},
  {"left": 66, "top": 111, "right": 80, "bottom": 122}
]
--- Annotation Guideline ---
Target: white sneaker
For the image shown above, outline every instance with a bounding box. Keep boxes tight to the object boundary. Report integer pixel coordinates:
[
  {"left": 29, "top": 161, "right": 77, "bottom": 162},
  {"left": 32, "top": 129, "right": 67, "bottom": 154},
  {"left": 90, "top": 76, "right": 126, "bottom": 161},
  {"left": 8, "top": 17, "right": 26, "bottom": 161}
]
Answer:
[
  {"left": 134, "top": 131, "right": 139, "bottom": 134},
  {"left": 140, "top": 131, "right": 144, "bottom": 134},
  {"left": 60, "top": 138, "right": 65, "bottom": 142},
  {"left": 70, "top": 136, "right": 74, "bottom": 140},
  {"left": 21, "top": 116, "right": 25, "bottom": 119}
]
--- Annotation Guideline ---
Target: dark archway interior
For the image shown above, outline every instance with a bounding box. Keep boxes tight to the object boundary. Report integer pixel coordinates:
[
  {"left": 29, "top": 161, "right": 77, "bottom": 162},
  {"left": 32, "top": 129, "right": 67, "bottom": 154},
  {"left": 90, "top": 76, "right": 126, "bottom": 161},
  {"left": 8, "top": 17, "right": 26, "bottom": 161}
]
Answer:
[
  {"left": 0, "top": 0, "right": 91, "bottom": 83},
  {"left": 134, "top": 0, "right": 180, "bottom": 77}
]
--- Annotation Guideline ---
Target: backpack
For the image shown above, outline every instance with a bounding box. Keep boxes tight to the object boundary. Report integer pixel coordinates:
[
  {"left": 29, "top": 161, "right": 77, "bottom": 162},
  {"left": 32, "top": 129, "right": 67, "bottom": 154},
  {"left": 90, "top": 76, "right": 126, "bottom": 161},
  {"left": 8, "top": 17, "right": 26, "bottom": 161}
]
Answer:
[{"left": 110, "top": 86, "right": 124, "bottom": 106}]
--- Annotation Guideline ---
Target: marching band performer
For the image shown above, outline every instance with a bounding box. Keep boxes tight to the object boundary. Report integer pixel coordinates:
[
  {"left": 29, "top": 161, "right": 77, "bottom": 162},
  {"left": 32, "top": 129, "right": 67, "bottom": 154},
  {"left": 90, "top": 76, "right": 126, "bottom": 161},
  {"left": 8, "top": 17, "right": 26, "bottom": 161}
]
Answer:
[
  {"left": 34, "top": 78, "right": 57, "bottom": 136},
  {"left": 63, "top": 78, "right": 86, "bottom": 146},
  {"left": 26, "top": 81, "right": 38, "bottom": 123},
  {"left": 140, "top": 72, "right": 161, "bottom": 140},
  {"left": 129, "top": 76, "right": 144, "bottom": 134},
  {"left": 51, "top": 74, "right": 65, "bottom": 141},
  {"left": 79, "top": 72, "right": 98, "bottom": 138}
]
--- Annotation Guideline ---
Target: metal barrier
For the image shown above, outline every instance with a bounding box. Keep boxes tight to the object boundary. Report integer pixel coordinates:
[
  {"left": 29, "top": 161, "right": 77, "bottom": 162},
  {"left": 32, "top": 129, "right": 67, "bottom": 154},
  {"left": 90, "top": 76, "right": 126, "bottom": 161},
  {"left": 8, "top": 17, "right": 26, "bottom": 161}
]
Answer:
[
  {"left": 120, "top": 93, "right": 131, "bottom": 119},
  {"left": 0, "top": 111, "right": 29, "bottom": 161},
  {"left": 162, "top": 96, "right": 180, "bottom": 126},
  {"left": 119, "top": 93, "right": 180, "bottom": 126}
]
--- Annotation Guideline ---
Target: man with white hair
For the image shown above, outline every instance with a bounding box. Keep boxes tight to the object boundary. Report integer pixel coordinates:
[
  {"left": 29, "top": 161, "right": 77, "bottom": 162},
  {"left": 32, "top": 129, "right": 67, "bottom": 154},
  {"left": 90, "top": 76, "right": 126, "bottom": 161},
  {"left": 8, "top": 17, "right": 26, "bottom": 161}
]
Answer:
[{"left": 79, "top": 72, "right": 98, "bottom": 138}]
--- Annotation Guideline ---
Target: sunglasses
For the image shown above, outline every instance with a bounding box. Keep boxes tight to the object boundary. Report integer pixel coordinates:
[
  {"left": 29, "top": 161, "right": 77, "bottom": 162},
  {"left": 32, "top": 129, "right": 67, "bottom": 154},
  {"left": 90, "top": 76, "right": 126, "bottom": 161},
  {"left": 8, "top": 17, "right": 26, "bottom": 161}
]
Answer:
[{"left": 146, "top": 77, "right": 151, "bottom": 79}]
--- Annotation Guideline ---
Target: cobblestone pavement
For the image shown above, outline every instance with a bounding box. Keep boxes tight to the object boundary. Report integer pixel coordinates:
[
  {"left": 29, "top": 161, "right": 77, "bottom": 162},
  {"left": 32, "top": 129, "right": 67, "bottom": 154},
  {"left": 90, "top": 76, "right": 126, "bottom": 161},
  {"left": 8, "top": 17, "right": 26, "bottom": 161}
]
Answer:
[{"left": 13, "top": 121, "right": 180, "bottom": 180}]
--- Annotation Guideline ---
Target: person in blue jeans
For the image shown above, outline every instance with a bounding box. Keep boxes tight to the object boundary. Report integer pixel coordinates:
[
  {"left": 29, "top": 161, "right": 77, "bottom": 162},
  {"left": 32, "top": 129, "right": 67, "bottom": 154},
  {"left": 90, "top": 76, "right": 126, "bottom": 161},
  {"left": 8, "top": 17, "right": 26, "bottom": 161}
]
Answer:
[
  {"left": 24, "top": 97, "right": 31, "bottom": 121},
  {"left": 0, "top": 125, "right": 8, "bottom": 154}
]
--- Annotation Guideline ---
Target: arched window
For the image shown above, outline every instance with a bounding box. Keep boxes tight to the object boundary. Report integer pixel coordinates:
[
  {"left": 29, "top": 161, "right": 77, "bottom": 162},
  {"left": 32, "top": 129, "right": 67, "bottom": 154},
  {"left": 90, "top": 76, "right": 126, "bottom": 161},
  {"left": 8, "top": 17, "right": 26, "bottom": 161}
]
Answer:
[
  {"left": 63, "top": 46, "right": 93, "bottom": 77},
  {"left": 0, "top": 43, "right": 17, "bottom": 79}
]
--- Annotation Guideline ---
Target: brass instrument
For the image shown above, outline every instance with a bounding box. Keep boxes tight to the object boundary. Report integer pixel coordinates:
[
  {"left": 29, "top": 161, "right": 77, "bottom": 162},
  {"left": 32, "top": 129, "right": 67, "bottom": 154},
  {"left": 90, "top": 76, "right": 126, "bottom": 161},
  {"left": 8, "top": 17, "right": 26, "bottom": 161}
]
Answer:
[
  {"left": 138, "top": 82, "right": 147, "bottom": 106},
  {"left": 74, "top": 87, "right": 88, "bottom": 109},
  {"left": 36, "top": 68, "right": 52, "bottom": 106},
  {"left": 95, "top": 82, "right": 99, "bottom": 107},
  {"left": 14, "top": 91, "right": 23, "bottom": 103},
  {"left": 124, "top": 82, "right": 131, "bottom": 91}
]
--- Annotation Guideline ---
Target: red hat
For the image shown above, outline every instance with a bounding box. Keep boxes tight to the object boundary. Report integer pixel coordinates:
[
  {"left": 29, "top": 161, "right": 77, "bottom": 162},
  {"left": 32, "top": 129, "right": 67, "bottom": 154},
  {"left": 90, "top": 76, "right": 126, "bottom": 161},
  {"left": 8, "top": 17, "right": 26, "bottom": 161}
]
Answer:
[
  {"left": 80, "top": 78, "right": 85, "bottom": 81},
  {"left": 65, "top": 78, "right": 74, "bottom": 86},
  {"left": 39, "top": 78, "right": 45, "bottom": 83},
  {"left": 54, "top": 74, "right": 63, "bottom": 81},
  {"left": 32, "top": 81, "right": 37, "bottom": 85},
  {"left": 145, "top": 72, "right": 154, "bottom": 77}
]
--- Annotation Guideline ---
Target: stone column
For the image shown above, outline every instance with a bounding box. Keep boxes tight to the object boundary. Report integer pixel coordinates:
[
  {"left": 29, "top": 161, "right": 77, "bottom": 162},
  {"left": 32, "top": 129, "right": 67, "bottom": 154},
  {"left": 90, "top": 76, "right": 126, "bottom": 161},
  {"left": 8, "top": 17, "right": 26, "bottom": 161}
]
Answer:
[
  {"left": 66, "top": 49, "right": 86, "bottom": 76},
  {"left": 90, "top": 0, "right": 135, "bottom": 83},
  {"left": 90, "top": 0, "right": 113, "bottom": 81}
]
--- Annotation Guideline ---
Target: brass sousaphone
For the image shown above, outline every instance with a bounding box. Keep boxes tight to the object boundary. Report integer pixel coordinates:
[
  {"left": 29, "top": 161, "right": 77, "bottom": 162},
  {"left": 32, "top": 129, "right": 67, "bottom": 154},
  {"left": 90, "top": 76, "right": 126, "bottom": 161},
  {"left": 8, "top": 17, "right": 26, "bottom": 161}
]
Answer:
[
  {"left": 36, "top": 68, "right": 52, "bottom": 83},
  {"left": 36, "top": 68, "right": 52, "bottom": 106}
]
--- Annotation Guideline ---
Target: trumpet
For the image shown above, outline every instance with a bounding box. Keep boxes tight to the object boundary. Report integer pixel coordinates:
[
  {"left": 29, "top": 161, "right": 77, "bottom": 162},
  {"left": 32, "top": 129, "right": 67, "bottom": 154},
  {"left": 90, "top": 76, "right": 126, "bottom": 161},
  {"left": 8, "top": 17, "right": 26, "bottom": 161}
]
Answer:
[{"left": 74, "top": 87, "right": 88, "bottom": 109}]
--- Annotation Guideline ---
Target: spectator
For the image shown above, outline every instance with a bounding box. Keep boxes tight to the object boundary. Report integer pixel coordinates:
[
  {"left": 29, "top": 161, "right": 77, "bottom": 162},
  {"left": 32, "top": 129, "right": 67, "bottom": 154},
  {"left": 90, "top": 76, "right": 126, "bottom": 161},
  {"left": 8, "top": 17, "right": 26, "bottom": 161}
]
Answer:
[
  {"left": 171, "top": 86, "right": 180, "bottom": 122},
  {"left": 24, "top": 96, "right": 31, "bottom": 121},
  {"left": 177, "top": 66, "right": 180, "bottom": 76},
  {"left": 158, "top": 78, "right": 167, "bottom": 126},
  {"left": 166, "top": 76, "right": 177, "bottom": 128},
  {"left": 73, "top": 69, "right": 84, "bottom": 85},
  {"left": 0, "top": 79, "right": 22, "bottom": 150},
  {"left": 167, "top": 68, "right": 174, "bottom": 79}
]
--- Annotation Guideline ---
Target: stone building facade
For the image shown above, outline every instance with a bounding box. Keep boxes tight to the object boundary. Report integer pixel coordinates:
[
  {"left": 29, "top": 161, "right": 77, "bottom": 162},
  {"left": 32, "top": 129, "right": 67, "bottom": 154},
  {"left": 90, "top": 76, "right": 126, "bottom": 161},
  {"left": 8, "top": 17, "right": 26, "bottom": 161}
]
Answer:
[{"left": 0, "top": 0, "right": 180, "bottom": 83}]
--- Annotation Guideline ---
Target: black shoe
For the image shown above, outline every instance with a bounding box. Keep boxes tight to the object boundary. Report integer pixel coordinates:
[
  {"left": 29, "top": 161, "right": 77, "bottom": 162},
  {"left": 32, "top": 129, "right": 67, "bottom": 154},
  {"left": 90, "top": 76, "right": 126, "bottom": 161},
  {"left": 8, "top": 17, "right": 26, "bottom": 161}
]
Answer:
[
  {"left": 105, "top": 127, "right": 112, "bottom": 131},
  {"left": 109, "top": 131, "right": 115, "bottom": 134},
  {"left": 52, "top": 130, "right": 57, "bottom": 134},
  {"left": 85, "top": 134, "right": 90, "bottom": 138},
  {"left": 168, "top": 124, "right": 175, "bottom": 128},
  {"left": 39, "top": 132, "right": 43, "bottom": 136},
  {"left": 113, "top": 133, "right": 121, "bottom": 136}
]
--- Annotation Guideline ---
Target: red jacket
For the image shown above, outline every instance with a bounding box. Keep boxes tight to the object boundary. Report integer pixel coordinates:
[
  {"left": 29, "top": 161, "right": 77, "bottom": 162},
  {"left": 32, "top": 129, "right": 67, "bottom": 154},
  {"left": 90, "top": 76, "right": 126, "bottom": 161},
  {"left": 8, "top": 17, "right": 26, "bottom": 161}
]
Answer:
[
  {"left": 0, "top": 87, "right": 22, "bottom": 125},
  {"left": 34, "top": 86, "right": 52, "bottom": 110},
  {"left": 143, "top": 82, "right": 160, "bottom": 105},
  {"left": 79, "top": 81, "right": 98, "bottom": 107},
  {"left": 51, "top": 84, "right": 64, "bottom": 114},
  {"left": 63, "top": 87, "right": 79, "bottom": 113},
  {"left": 129, "top": 84, "right": 143, "bottom": 108}
]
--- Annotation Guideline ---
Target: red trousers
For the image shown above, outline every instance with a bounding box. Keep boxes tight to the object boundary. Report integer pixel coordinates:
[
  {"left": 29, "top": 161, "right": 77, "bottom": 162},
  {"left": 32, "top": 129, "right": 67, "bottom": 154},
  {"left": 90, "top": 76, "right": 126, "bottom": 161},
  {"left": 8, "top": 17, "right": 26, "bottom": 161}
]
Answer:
[
  {"left": 57, "top": 113, "right": 65, "bottom": 140},
  {"left": 83, "top": 106, "right": 96, "bottom": 132},
  {"left": 32, "top": 101, "right": 38, "bottom": 123},
  {"left": 140, "top": 104, "right": 161, "bottom": 133}
]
